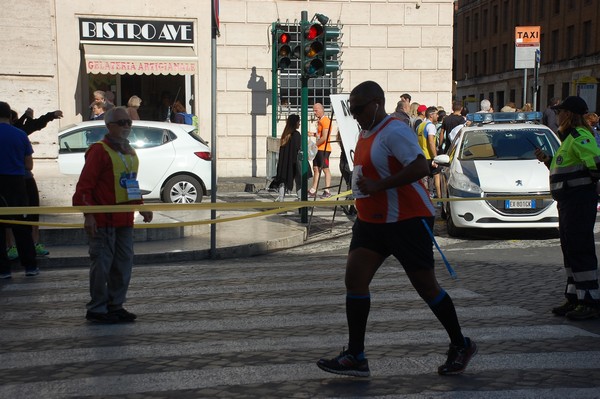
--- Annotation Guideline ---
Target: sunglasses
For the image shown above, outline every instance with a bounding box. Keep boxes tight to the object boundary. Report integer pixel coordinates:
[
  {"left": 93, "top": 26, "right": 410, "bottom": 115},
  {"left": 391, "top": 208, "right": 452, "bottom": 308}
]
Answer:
[
  {"left": 349, "top": 100, "right": 374, "bottom": 116},
  {"left": 110, "top": 119, "right": 133, "bottom": 127}
]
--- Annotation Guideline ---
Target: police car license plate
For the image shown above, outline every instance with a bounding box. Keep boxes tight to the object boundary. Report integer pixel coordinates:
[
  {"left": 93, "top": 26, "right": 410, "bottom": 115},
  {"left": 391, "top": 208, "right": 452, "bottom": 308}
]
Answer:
[{"left": 505, "top": 199, "right": 535, "bottom": 209}]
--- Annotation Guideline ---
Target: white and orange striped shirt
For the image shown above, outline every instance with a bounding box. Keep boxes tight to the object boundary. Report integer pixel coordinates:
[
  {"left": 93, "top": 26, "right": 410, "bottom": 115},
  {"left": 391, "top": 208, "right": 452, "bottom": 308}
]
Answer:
[{"left": 352, "top": 116, "right": 435, "bottom": 223}]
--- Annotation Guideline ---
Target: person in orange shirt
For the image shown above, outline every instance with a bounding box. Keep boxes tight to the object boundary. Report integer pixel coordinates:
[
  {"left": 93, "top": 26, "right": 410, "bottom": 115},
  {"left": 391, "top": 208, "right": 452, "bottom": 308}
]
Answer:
[{"left": 308, "top": 103, "right": 333, "bottom": 198}]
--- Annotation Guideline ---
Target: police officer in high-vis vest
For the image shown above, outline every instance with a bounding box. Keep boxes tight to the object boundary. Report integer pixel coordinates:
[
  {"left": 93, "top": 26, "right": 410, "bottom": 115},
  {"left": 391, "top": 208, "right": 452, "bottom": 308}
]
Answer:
[
  {"left": 535, "top": 96, "right": 600, "bottom": 320},
  {"left": 73, "top": 107, "right": 153, "bottom": 324}
]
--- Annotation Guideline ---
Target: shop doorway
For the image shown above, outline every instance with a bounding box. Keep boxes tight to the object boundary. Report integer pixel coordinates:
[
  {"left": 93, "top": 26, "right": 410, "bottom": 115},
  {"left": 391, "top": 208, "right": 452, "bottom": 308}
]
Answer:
[{"left": 87, "top": 74, "right": 192, "bottom": 121}]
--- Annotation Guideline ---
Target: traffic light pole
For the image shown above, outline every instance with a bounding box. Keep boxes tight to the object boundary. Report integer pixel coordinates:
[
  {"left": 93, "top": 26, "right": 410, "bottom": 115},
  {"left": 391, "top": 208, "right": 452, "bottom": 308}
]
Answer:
[
  {"left": 271, "top": 22, "right": 278, "bottom": 139},
  {"left": 300, "top": 11, "right": 309, "bottom": 223}
]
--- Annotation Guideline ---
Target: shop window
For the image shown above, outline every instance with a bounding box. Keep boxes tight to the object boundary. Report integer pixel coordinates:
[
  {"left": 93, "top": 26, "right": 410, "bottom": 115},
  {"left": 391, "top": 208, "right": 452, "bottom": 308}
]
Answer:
[{"left": 275, "top": 23, "right": 343, "bottom": 122}]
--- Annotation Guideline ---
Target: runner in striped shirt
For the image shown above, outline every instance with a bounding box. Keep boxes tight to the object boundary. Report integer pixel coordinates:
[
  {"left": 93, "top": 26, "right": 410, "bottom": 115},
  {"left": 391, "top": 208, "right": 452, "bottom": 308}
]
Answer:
[{"left": 317, "top": 81, "right": 477, "bottom": 377}]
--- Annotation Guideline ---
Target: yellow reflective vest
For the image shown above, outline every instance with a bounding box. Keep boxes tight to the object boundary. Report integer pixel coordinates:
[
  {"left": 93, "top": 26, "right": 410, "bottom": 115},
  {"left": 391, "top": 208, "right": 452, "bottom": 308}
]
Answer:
[
  {"left": 549, "top": 126, "right": 600, "bottom": 200},
  {"left": 99, "top": 141, "right": 140, "bottom": 204}
]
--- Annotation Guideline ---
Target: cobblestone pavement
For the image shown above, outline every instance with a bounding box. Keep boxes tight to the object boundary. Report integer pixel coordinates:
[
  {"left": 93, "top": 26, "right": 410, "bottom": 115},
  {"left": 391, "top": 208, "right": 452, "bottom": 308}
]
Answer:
[{"left": 1, "top": 233, "right": 600, "bottom": 398}]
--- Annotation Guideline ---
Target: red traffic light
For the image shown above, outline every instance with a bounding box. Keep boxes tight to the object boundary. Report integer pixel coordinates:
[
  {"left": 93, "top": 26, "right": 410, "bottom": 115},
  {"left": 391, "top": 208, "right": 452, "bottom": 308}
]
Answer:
[
  {"left": 278, "top": 32, "right": 291, "bottom": 44},
  {"left": 306, "top": 24, "right": 323, "bottom": 40}
]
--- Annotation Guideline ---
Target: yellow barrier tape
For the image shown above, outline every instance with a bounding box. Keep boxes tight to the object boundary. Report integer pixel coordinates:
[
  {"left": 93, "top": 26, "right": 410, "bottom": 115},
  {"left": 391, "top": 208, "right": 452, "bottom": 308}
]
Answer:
[
  {"left": 0, "top": 204, "right": 301, "bottom": 229},
  {"left": 0, "top": 191, "right": 553, "bottom": 229},
  {"left": 0, "top": 193, "right": 553, "bottom": 216},
  {"left": 0, "top": 190, "right": 355, "bottom": 216}
]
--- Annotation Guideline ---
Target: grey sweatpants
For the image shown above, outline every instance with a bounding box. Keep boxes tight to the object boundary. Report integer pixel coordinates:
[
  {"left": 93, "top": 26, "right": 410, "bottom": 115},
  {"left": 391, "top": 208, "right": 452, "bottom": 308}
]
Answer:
[{"left": 87, "top": 227, "right": 134, "bottom": 313}]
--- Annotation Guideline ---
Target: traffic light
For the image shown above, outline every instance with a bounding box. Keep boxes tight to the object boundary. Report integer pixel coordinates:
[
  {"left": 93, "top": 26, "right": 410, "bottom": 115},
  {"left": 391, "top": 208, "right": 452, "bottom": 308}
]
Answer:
[
  {"left": 321, "top": 25, "right": 341, "bottom": 74},
  {"left": 275, "top": 28, "right": 292, "bottom": 71},
  {"left": 301, "top": 22, "right": 325, "bottom": 78}
]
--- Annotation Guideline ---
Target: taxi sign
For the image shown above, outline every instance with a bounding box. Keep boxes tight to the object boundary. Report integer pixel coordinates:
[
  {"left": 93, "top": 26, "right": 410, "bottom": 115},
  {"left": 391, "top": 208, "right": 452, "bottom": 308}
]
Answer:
[
  {"left": 515, "top": 26, "right": 540, "bottom": 47},
  {"left": 515, "top": 26, "right": 541, "bottom": 69}
]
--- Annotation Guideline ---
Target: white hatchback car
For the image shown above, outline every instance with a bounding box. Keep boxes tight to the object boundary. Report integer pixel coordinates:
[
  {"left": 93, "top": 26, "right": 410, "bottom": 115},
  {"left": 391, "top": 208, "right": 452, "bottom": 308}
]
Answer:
[
  {"left": 58, "top": 120, "right": 212, "bottom": 203},
  {"left": 435, "top": 112, "right": 561, "bottom": 237}
]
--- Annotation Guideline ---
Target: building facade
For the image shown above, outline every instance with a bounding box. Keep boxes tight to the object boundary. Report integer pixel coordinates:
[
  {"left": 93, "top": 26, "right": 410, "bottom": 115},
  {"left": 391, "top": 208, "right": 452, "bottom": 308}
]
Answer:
[
  {"left": 454, "top": 0, "right": 600, "bottom": 113},
  {"left": 1, "top": 0, "right": 454, "bottom": 177}
]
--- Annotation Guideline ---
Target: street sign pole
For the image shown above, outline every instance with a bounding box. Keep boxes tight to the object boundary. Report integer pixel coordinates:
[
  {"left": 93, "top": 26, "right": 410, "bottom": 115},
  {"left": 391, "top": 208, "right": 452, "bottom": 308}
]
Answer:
[
  {"left": 523, "top": 69, "right": 527, "bottom": 109},
  {"left": 533, "top": 49, "right": 540, "bottom": 111}
]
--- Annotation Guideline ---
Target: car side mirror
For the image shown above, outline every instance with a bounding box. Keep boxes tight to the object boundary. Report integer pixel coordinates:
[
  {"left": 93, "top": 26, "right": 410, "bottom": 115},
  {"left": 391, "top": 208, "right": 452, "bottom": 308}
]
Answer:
[{"left": 433, "top": 154, "right": 450, "bottom": 166}]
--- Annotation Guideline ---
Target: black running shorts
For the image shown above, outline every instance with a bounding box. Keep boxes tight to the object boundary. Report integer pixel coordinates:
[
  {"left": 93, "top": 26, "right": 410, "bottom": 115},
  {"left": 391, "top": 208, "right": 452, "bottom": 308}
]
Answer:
[{"left": 349, "top": 217, "right": 435, "bottom": 271}]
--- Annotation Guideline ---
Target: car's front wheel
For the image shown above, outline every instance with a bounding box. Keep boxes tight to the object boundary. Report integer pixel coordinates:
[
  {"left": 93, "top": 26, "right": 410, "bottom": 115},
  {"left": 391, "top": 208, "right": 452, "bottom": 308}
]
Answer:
[{"left": 162, "top": 175, "right": 204, "bottom": 203}]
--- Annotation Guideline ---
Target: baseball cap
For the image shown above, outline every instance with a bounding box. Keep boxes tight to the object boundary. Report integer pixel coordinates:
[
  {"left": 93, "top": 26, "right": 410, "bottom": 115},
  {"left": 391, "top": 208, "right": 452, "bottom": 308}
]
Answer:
[
  {"left": 417, "top": 105, "right": 427, "bottom": 113},
  {"left": 552, "top": 96, "right": 588, "bottom": 115}
]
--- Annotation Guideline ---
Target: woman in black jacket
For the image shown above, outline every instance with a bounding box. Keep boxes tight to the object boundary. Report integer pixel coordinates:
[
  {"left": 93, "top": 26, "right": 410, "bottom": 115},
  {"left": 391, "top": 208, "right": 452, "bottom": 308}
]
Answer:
[{"left": 272, "top": 114, "right": 302, "bottom": 201}]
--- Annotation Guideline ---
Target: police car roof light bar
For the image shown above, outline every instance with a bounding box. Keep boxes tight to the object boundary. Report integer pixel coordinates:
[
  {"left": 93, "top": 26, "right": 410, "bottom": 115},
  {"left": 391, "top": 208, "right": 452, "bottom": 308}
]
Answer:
[{"left": 466, "top": 112, "right": 543, "bottom": 124}]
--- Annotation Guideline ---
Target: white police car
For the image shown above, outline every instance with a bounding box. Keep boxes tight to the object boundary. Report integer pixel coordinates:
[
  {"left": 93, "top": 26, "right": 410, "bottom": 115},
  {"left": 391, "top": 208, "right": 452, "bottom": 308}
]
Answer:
[{"left": 434, "top": 112, "right": 561, "bottom": 237}]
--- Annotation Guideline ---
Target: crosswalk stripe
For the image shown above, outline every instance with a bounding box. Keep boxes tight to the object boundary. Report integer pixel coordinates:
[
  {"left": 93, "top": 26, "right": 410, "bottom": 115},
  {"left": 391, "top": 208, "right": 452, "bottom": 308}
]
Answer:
[
  {"left": 0, "top": 306, "right": 532, "bottom": 341},
  {"left": 0, "top": 352, "right": 598, "bottom": 398},
  {"left": 0, "top": 325, "right": 595, "bottom": 370},
  {"left": 0, "top": 265, "right": 357, "bottom": 291},
  {"left": 0, "top": 277, "right": 441, "bottom": 304},
  {"left": 0, "top": 288, "right": 481, "bottom": 320}
]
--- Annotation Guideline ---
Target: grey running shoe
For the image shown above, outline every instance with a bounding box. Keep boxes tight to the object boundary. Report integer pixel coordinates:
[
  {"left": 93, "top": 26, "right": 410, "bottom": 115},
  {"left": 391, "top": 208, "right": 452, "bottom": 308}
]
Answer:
[
  {"left": 317, "top": 349, "right": 370, "bottom": 377},
  {"left": 25, "top": 268, "right": 40, "bottom": 277},
  {"left": 438, "top": 337, "right": 478, "bottom": 375}
]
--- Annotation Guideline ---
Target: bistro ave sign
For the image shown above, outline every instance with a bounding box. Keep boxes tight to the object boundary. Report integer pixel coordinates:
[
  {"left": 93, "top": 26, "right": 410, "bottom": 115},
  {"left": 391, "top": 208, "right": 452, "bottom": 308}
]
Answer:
[{"left": 80, "top": 18, "right": 194, "bottom": 44}]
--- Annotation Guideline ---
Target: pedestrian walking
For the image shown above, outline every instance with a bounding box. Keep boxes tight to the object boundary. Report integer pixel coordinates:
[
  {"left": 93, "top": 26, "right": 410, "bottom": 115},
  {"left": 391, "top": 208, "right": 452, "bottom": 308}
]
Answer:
[
  {"left": 316, "top": 81, "right": 477, "bottom": 377},
  {"left": 535, "top": 96, "right": 600, "bottom": 320},
  {"left": 270, "top": 114, "right": 302, "bottom": 201},
  {"left": 73, "top": 107, "right": 153, "bottom": 323}
]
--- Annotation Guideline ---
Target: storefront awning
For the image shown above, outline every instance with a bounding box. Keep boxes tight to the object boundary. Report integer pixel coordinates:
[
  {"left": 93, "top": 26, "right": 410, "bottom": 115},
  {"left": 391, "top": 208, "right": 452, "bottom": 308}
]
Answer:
[{"left": 83, "top": 44, "right": 197, "bottom": 75}]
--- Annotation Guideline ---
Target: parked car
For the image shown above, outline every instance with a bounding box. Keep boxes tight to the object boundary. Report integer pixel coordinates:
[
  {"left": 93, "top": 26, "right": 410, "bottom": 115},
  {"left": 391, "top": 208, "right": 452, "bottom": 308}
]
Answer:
[
  {"left": 434, "top": 112, "right": 561, "bottom": 237},
  {"left": 58, "top": 120, "right": 212, "bottom": 203}
]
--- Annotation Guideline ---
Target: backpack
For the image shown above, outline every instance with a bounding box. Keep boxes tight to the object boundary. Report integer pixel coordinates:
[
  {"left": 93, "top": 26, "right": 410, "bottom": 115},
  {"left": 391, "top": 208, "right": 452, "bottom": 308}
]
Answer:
[{"left": 178, "top": 112, "right": 195, "bottom": 126}]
